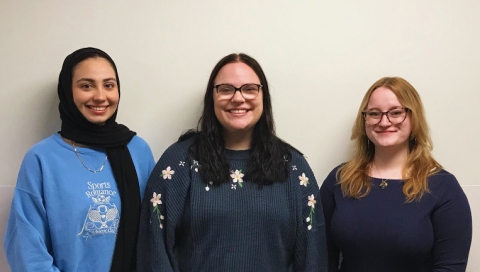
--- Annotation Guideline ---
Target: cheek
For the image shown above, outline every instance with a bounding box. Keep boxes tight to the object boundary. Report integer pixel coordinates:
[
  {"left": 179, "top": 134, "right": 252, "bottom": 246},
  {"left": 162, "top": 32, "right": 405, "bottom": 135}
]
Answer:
[
  {"left": 108, "top": 92, "right": 120, "bottom": 108},
  {"left": 213, "top": 99, "right": 226, "bottom": 123},
  {"left": 72, "top": 89, "right": 85, "bottom": 108}
]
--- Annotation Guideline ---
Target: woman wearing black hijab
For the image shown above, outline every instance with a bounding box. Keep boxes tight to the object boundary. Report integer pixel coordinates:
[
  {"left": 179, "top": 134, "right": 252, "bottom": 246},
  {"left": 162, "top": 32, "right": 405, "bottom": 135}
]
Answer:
[{"left": 4, "top": 47, "right": 155, "bottom": 272}]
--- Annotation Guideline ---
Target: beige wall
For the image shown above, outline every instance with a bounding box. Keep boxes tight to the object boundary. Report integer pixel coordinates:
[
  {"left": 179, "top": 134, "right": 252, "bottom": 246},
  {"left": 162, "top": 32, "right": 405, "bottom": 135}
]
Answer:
[{"left": 0, "top": 0, "right": 478, "bottom": 271}]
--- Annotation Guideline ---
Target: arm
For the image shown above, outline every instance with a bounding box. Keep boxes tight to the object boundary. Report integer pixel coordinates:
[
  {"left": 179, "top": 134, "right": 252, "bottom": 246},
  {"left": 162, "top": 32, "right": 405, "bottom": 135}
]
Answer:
[
  {"left": 3, "top": 153, "right": 61, "bottom": 272},
  {"left": 319, "top": 169, "right": 341, "bottom": 272},
  {"left": 136, "top": 142, "right": 191, "bottom": 272},
  {"left": 294, "top": 156, "right": 328, "bottom": 272},
  {"left": 431, "top": 174, "right": 472, "bottom": 272}
]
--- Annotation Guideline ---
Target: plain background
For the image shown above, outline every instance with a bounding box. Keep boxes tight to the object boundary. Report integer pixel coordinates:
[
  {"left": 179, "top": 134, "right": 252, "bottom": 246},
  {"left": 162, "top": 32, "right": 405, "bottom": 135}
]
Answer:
[{"left": 1, "top": 0, "right": 478, "bottom": 271}]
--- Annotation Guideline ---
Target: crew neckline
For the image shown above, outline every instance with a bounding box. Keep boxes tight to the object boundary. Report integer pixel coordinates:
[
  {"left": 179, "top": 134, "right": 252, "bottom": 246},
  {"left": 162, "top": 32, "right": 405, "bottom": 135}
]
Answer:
[
  {"left": 53, "top": 132, "right": 105, "bottom": 154},
  {"left": 224, "top": 149, "right": 249, "bottom": 160}
]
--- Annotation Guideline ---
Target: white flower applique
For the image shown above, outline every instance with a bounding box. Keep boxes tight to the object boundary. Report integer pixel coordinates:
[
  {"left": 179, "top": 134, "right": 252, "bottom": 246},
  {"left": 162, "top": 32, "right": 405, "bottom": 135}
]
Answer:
[
  {"left": 179, "top": 161, "right": 185, "bottom": 166},
  {"left": 191, "top": 160, "right": 200, "bottom": 172},
  {"left": 306, "top": 194, "right": 316, "bottom": 230},
  {"left": 150, "top": 192, "right": 165, "bottom": 229},
  {"left": 299, "top": 173, "right": 310, "bottom": 187},
  {"left": 161, "top": 166, "right": 175, "bottom": 180},
  {"left": 231, "top": 169, "right": 245, "bottom": 187},
  {"left": 292, "top": 165, "right": 297, "bottom": 171}
]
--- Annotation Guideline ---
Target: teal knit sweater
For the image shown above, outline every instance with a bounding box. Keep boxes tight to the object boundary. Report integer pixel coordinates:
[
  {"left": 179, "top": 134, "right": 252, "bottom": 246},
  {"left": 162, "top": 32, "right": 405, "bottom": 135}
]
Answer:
[{"left": 137, "top": 136, "right": 327, "bottom": 272}]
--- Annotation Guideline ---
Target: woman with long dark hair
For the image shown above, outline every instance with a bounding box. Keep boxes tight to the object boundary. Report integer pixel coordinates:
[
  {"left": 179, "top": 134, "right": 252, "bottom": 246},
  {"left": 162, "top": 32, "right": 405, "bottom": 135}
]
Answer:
[
  {"left": 320, "top": 77, "right": 472, "bottom": 271},
  {"left": 137, "top": 53, "right": 327, "bottom": 272},
  {"left": 4, "top": 47, "right": 155, "bottom": 272}
]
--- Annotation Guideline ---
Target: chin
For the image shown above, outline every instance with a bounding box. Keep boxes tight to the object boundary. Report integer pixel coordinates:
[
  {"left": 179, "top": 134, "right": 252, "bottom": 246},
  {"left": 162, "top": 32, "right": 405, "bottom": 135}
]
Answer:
[{"left": 85, "top": 117, "right": 108, "bottom": 125}]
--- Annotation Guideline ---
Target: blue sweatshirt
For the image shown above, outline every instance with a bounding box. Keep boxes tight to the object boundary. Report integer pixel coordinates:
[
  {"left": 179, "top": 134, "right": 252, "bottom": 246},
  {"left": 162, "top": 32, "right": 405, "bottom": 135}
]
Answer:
[
  {"left": 320, "top": 166, "right": 472, "bottom": 272},
  {"left": 136, "top": 136, "right": 328, "bottom": 272},
  {"left": 4, "top": 133, "right": 155, "bottom": 272}
]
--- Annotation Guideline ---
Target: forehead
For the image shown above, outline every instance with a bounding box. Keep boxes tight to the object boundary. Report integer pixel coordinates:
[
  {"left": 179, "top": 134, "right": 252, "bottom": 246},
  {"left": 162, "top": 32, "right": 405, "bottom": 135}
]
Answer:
[
  {"left": 72, "top": 57, "right": 115, "bottom": 79},
  {"left": 367, "top": 86, "right": 403, "bottom": 110},
  {"left": 214, "top": 62, "right": 260, "bottom": 86}
]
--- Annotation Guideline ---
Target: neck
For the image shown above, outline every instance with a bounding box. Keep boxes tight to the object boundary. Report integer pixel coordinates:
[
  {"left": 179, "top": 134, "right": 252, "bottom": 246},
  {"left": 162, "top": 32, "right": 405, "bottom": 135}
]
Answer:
[
  {"left": 60, "top": 133, "right": 89, "bottom": 148},
  {"left": 371, "top": 143, "right": 409, "bottom": 179},
  {"left": 223, "top": 129, "right": 253, "bottom": 150}
]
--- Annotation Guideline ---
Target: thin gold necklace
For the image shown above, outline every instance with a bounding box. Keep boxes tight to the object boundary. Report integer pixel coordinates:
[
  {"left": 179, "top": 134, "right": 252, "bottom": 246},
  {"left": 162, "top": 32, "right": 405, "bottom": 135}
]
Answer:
[
  {"left": 374, "top": 162, "right": 388, "bottom": 189},
  {"left": 72, "top": 141, "right": 108, "bottom": 173}
]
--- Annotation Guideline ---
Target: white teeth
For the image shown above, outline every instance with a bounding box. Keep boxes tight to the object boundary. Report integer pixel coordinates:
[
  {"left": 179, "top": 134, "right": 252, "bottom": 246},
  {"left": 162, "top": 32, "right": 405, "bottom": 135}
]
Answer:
[
  {"left": 90, "top": 106, "right": 107, "bottom": 111},
  {"left": 230, "top": 110, "right": 247, "bottom": 113}
]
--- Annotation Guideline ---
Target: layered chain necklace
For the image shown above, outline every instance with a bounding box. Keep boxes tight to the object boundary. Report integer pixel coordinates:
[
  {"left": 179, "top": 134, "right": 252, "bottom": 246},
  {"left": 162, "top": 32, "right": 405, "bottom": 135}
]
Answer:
[{"left": 72, "top": 141, "right": 108, "bottom": 173}]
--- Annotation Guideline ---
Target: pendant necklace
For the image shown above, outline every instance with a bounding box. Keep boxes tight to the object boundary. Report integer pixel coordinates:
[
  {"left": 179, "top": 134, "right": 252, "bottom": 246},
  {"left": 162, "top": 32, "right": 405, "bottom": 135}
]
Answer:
[
  {"left": 72, "top": 141, "right": 108, "bottom": 173},
  {"left": 374, "top": 162, "right": 388, "bottom": 189}
]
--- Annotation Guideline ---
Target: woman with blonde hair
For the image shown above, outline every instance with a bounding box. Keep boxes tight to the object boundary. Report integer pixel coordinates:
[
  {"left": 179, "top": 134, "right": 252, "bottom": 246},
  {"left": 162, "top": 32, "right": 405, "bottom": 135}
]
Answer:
[{"left": 320, "top": 77, "right": 472, "bottom": 272}]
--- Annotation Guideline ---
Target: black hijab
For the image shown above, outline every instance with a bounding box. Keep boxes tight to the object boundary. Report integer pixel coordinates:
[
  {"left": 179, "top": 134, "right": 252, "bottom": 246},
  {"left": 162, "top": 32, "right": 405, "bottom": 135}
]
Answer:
[{"left": 59, "top": 47, "right": 139, "bottom": 272}]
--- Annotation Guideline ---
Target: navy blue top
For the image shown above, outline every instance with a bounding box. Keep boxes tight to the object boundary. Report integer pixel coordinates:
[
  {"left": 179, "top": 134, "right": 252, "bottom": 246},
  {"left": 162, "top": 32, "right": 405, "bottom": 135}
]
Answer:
[
  {"left": 137, "top": 136, "right": 327, "bottom": 272},
  {"left": 320, "top": 166, "right": 472, "bottom": 272}
]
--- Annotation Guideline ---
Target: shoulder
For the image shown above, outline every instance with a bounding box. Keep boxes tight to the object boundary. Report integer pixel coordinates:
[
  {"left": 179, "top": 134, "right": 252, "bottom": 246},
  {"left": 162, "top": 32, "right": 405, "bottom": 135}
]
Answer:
[
  {"left": 128, "top": 135, "right": 152, "bottom": 152},
  {"left": 161, "top": 134, "right": 196, "bottom": 160},
  {"left": 425, "top": 169, "right": 471, "bottom": 211},
  {"left": 428, "top": 169, "right": 464, "bottom": 197},
  {"left": 23, "top": 134, "right": 62, "bottom": 162},
  {"left": 289, "top": 148, "right": 305, "bottom": 164}
]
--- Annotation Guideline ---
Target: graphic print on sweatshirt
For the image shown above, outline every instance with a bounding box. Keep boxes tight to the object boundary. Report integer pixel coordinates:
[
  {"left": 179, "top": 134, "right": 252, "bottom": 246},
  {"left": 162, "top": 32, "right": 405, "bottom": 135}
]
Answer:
[{"left": 78, "top": 181, "right": 119, "bottom": 240}]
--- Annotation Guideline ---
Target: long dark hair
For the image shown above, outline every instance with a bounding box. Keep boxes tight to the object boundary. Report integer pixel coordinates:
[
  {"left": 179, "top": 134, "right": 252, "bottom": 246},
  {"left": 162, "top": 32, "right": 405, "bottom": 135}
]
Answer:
[{"left": 180, "top": 53, "right": 299, "bottom": 186}]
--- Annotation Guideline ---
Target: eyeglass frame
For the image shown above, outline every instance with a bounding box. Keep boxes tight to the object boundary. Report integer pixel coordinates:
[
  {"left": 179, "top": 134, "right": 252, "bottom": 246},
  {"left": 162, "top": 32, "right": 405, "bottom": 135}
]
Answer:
[
  {"left": 214, "top": 83, "right": 263, "bottom": 100},
  {"left": 362, "top": 107, "right": 410, "bottom": 125}
]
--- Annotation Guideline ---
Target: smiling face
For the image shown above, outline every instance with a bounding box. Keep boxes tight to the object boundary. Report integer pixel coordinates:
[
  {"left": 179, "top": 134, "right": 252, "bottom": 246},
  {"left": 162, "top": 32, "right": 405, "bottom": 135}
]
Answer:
[
  {"left": 365, "top": 86, "right": 412, "bottom": 150},
  {"left": 213, "top": 62, "right": 263, "bottom": 138},
  {"left": 72, "top": 57, "right": 119, "bottom": 125}
]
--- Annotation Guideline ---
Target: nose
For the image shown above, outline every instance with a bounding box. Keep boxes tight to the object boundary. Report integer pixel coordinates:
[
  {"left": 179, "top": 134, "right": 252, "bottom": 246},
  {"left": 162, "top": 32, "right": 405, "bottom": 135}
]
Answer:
[
  {"left": 378, "top": 113, "right": 392, "bottom": 126},
  {"left": 93, "top": 88, "right": 107, "bottom": 101},
  {"left": 231, "top": 90, "right": 245, "bottom": 103}
]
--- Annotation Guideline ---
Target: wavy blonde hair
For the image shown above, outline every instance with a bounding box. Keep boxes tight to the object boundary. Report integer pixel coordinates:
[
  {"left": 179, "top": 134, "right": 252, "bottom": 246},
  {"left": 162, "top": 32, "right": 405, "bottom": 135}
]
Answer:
[{"left": 338, "top": 77, "right": 441, "bottom": 202}]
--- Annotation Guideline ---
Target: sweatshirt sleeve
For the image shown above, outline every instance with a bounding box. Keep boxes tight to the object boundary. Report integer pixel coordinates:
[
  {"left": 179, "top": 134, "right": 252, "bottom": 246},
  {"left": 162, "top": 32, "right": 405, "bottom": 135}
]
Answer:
[
  {"left": 3, "top": 152, "right": 61, "bottom": 272},
  {"left": 136, "top": 141, "right": 191, "bottom": 272},
  {"left": 431, "top": 173, "right": 472, "bottom": 272},
  {"left": 319, "top": 168, "right": 341, "bottom": 272},
  {"left": 293, "top": 155, "right": 328, "bottom": 272}
]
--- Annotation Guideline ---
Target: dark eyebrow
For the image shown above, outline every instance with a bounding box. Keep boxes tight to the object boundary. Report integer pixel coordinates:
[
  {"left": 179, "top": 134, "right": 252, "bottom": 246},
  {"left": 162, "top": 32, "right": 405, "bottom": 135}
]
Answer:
[
  {"left": 76, "top": 78, "right": 117, "bottom": 83},
  {"left": 76, "top": 78, "right": 95, "bottom": 83}
]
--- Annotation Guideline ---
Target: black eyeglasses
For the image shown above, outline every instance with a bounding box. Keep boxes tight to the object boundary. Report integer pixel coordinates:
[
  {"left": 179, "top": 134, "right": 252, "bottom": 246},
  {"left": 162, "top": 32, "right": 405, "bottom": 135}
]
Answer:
[
  {"left": 362, "top": 107, "right": 410, "bottom": 125},
  {"left": 214, "top": 83, "right": 262, "bottom": 100}
]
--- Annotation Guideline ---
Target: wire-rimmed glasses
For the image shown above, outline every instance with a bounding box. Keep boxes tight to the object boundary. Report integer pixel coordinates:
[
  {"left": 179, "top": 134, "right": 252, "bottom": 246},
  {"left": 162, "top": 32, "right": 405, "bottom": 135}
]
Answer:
[
  {"left": 214, "top": 83, "right": 262, "bottom": 100},
  {"left": 362, "top": 107, "right": 410, "bottom": 125}
]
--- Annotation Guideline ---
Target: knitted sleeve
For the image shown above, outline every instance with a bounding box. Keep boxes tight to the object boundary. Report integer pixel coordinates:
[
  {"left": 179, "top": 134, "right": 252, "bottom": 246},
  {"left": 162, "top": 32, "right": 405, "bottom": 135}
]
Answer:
[
  {"left": 293, "top": 154, "right": 328, "bottom": 272},
  {"left": 136, "top": 141, "right": 192, "bottom": 272},
  {"left": 431, "top": 173, "right": 472, "bottom": 272},
  {"left": 319, "top": 167, "right": 341, "bottom": 272},
  {"left": 4, "top": 151, "right": 62, "bottom": 272}
]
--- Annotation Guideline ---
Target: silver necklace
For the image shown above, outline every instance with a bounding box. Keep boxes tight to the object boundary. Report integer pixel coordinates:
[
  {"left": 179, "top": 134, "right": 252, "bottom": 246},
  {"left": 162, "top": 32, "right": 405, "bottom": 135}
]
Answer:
[
  {"left": 374, "top": 162, "right": 388, "bottom": 189},
  {"left": 72, "top": 142, "right": 108, "bottom": 173}
]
